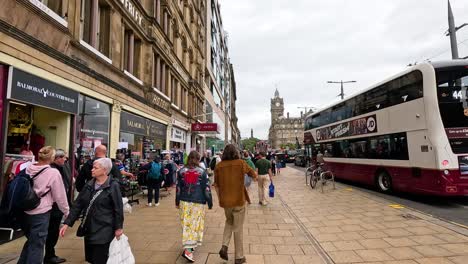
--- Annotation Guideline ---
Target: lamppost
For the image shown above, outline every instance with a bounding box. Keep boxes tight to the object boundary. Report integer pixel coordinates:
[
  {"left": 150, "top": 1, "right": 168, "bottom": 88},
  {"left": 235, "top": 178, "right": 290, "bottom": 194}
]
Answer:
[
  {"left": 447, "top": 0, "right": 467, "bottom": 59},
  {"left": 327, "top": 80, "right": 357, "bottom": 100}
]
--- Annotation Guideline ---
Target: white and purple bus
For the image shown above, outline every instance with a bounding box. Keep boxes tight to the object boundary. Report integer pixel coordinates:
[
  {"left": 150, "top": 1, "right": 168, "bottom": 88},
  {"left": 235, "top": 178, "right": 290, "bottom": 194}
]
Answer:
[{"left": 304, "top": 60, "right": 468, "bottom": 196}]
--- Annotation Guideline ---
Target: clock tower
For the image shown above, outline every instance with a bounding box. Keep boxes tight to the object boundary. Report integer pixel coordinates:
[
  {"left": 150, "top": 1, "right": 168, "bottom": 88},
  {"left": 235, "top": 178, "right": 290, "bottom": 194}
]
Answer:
[{"left": 271, "top": 88, "right": 284, "bottom": 123}]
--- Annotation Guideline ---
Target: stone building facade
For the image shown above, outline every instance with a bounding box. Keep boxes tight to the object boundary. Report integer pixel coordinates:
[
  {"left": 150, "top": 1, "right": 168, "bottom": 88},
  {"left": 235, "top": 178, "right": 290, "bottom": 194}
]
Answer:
[
  {"left": 0, "top": 0, "right": 238, "bottom": 193},
  {"left": 268, "top": 89, "right": 304, "bottom": 149}
]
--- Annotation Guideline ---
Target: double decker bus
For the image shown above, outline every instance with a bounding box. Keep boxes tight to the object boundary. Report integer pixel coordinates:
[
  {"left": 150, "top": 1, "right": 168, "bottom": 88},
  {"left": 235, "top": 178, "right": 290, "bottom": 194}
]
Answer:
[{"left": 303, "top": 60, "right": 468, "bottom": 196}]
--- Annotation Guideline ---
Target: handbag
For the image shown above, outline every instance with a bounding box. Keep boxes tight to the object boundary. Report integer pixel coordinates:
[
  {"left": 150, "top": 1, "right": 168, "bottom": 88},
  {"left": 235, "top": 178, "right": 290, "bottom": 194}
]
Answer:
[
  {"left": 76, "top": 189, "right": 103, "bottom": 237},
  {"left": 269, "top": 182, "right": 275, "bottom": 198}
]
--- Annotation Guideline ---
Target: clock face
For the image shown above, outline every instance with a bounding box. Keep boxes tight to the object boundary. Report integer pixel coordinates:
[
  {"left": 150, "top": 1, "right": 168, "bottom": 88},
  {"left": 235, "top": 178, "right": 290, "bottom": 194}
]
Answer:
[{"left": 275, "top": 102, "right": 280, "bottom": 107}]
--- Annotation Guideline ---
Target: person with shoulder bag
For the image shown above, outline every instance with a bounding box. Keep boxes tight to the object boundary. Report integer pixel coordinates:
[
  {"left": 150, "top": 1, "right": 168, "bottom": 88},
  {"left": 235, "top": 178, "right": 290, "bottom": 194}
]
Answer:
[
  {"left": 60, "top": 158, "right": 124, "bottom": 264},
  {"left": 140, "top": 156, "right": 166, "bottom": 207},
  {"left": 176, "top": 151, "right": 213, "bottom": 262},
  {"left": 15, "top": 146, "right": 70, "bottom": 264}
]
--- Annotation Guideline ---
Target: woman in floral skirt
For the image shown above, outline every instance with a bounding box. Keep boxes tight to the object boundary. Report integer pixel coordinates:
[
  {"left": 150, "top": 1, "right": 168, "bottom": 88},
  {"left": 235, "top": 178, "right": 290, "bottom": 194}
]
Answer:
[{"left": 176, "top": 151, "right": 213, "bottom": 262}]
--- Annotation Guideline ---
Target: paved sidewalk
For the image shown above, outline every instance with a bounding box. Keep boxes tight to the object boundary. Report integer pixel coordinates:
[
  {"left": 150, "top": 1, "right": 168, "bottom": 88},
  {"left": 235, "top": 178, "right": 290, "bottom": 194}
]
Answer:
[{"left": 1, "top": 166, "right": 468, "bottom": 263}]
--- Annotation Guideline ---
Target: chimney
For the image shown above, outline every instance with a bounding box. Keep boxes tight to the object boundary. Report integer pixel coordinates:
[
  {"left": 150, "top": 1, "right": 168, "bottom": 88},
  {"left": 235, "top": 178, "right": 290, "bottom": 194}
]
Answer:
[
  {"left": 300, "top": 111, "right": 303, "bottom": 118},
  {"left": 287, "top": 112, "right": 289, "bottom": 118}
]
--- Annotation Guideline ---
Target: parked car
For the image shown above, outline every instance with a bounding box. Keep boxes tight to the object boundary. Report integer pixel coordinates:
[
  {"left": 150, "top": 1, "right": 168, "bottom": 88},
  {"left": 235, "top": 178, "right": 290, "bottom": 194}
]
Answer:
[
  {"left": 294, "top": 149, "right": 307, "bottom": 167},
  {"left": 285, "top": 150, "right": 297, "bottom": 163}
]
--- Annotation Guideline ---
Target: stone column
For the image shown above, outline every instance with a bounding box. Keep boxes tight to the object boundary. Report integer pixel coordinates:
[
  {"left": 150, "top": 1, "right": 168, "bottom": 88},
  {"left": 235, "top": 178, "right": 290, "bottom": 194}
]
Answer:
[
  {"left": 166, "top": 124, "right": 172, "bottom": 151},
  {"left": 186, "top": 132, "right": 192, "bottom": 153},
  {"left": 109, "top": 101, "right": 122, "bottom": 157}
]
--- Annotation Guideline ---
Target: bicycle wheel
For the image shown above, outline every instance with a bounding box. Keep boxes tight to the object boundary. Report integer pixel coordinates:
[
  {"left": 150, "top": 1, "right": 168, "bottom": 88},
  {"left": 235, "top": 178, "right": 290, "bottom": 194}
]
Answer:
[{"left": 310, "top": 170, "right": 319, "bottom": 189}]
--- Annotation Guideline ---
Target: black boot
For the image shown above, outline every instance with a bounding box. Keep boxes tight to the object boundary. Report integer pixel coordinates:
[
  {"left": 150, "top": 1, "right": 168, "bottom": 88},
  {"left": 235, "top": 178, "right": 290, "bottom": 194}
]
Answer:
[{"left": 219, "top": 245, "right": 228, "bottom": 260}]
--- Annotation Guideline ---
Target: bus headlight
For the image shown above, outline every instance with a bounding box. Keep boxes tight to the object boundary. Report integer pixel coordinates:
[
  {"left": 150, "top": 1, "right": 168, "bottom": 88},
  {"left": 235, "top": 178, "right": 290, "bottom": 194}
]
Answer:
[{"left": 444, "top": 170, "right": 450, "bottom": 175}]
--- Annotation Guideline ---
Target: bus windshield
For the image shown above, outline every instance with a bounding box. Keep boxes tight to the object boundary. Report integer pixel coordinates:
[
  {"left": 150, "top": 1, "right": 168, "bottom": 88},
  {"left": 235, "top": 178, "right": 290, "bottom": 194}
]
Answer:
[{"left": 436, "top": 66, "right": 468, "bottom": 153}]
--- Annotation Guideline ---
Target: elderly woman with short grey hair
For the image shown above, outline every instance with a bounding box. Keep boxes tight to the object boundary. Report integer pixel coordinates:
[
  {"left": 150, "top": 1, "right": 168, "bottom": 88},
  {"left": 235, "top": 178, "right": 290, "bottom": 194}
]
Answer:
[{"left": 60, "top": 158, "right": 124, "bottom": 264}]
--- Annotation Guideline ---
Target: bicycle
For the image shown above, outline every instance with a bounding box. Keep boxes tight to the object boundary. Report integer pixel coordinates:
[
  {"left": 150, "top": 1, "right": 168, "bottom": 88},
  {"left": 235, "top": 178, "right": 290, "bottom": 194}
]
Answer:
[
  {"left": 318, "top": 169, "right": 335, "bottom": 193},
  {"left": 310, "top": 163, "right": 324, "bottom": 189}
]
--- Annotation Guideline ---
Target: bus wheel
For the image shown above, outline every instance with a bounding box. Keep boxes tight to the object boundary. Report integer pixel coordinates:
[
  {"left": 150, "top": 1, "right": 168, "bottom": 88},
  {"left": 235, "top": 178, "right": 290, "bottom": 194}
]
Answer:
[{"left": 376, "top": 171, "right": 392, "bottom": 193}]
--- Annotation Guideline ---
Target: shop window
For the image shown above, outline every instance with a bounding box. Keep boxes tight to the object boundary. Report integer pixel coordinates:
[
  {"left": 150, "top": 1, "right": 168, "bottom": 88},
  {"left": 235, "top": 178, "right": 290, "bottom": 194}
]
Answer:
[
  {"left": 75, "top": 95, "right": 110, "bottom": 163},
  {"left": 123, "top": 28, "right": 142, "bottom": 77},
  {"left": 81, "top": 0, "right": 111, "bottom": 58}
]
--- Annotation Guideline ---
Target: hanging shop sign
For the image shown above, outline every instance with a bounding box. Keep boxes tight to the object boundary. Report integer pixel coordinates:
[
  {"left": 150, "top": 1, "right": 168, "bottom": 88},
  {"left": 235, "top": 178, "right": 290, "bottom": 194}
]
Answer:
[
  {"left": 7, "top": 68, "right": 79, "bottom": 114},
  {"left": 191, "top": 123, "right": 219, "bottom": 134},
  {"left": 120, "top": 111, "right": 167, "bottom": 139},
  {"left": 170, "top": 127, "right": 187, "bottom": 143},
  {"left": 316, "top": 114, "right": 377, "bottom": 142}
]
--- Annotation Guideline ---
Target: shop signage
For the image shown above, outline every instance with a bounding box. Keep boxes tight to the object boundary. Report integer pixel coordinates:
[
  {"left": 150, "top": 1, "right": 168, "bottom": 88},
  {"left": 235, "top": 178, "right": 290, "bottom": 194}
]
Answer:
[
  {"left": 445, "top": 127, "right": 468, "bottom": 139},
  {"left": 7, "top": 68, "right": 79, "bottom": 114},
  {"left": 191, "top": 123, "right": 219, "bottom": 133},
  {"left": 120, "top": 111, "right": 167, "bottom": 138},
  {"left": 172, "top": 118, "right": 189, "bottom": 130},
  {"left": 147, "top": 93, "right": 171, "bottom": 114},
  {"left": 316, "top": 115, "right": 377, "bottom": 142},
  {"left": 119, "top": 0, "right": 143, "bottom": 27},
  {"left": 170, "top": 127, "right": 186, "bottom": 143}
]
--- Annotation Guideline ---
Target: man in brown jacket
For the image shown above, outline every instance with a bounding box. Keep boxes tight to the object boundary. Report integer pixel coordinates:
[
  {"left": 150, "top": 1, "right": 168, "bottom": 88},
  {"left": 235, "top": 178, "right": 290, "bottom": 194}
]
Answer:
[{"left": 214, "top": 144, "right": 257, "bottom": 264}]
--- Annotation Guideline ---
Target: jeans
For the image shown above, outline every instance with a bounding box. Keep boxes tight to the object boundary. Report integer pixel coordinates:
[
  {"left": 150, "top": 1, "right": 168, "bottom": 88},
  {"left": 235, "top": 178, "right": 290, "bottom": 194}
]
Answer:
[
  {"left": 18, "top": 211, "right": 51, "bottom": 264},
  {"left": 45, "top": 210, "right": 63, "bottom": 260},
  {"left": 222, "top": 206, "right": 246, "bottom": 259},
  {"left": 147, "top": 179, "right": 162, "bottom": 204}
]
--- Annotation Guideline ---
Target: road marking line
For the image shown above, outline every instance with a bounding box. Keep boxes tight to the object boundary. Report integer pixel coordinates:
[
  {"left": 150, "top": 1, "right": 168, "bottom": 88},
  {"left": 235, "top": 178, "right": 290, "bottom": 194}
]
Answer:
[
  {"left": 389, "top": 204, "right": 405, "bottom": 209},
  {"left": 345, "top": 188, "right": 353, "bottom": 191}
]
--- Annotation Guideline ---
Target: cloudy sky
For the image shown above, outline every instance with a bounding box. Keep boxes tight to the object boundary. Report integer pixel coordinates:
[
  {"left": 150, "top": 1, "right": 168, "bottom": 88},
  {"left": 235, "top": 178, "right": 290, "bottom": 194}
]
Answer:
[{"left": 219, "top": 0, "right": 468, "bottom": 140}]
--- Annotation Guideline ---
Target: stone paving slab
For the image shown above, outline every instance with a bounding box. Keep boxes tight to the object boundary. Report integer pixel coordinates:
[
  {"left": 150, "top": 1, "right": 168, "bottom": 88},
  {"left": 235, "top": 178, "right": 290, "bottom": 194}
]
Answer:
[{"left": 1, "top": 166, "right": 468, "bottom": 263}]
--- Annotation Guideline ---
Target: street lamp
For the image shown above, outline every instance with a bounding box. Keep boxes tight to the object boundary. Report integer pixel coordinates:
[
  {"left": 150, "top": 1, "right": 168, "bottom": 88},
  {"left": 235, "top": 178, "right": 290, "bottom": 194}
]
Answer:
[{"left": 327, "top": 80, "right": 357, "bottom": 100}]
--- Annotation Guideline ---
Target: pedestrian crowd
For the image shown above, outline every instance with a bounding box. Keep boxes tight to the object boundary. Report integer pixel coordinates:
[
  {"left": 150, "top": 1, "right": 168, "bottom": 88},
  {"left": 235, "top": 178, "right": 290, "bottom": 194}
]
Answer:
[{"left": 1, "top": 143, "right": 286, "bottom": 264}]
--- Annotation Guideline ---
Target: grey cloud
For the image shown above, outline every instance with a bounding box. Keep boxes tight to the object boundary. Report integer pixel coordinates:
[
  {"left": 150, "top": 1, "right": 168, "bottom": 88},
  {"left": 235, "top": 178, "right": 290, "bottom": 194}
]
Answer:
[{"left": 220, "top": 0, "right": 468, "bottom": 139}]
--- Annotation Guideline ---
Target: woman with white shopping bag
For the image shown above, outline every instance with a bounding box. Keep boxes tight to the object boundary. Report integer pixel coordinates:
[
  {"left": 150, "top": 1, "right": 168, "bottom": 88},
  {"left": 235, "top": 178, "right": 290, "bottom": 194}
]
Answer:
[
  {"left": 176, "top": 151, "right": 213, "bottom": 262},
  {"left": 59, "top": 158, "right": 125, "bottom": 264}
]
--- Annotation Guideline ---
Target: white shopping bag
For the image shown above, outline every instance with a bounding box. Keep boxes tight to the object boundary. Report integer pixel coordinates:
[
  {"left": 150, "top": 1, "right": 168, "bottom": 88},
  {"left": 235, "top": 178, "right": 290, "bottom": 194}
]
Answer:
[
  {"left": 107, "top": 234, "right": 135, "bottom": 264},
  {"left": 122, "top": 198, "right": 132, "bottom": 214}
]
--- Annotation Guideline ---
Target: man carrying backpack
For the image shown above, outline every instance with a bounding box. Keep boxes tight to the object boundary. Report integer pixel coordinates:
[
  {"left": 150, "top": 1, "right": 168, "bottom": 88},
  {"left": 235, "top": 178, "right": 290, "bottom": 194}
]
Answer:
[
  {"left": 75, "top": 145, "right": 122, "bottom": 192},
  {"left": 140, "top": 156, "right": 166, "bottom": 207}
]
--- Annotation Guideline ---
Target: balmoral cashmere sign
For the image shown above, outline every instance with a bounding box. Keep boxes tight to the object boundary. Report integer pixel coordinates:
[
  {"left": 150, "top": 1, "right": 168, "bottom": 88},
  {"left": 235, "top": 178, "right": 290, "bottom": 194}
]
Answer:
[{"left": 7, "top": 68, "right": 79, "bottom": 114}]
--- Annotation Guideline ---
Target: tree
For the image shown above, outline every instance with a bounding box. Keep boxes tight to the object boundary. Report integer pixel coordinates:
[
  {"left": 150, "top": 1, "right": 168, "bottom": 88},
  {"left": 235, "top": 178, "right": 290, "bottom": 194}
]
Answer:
[
  {"left": 280, "top": 143, "right": 296, "bottom": 150},
  {"left": 241, "top": 137, "right": 260, "bottom": 152}
]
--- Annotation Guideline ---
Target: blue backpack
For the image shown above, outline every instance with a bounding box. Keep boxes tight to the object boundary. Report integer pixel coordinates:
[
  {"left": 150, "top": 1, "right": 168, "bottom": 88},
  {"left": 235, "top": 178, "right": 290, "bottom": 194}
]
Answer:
[
  {"left": 0, "top": 168, "right": 49, "bottom": 228},
  {"left": 147, "top": 162, "right": 162, "bottom": 180}
]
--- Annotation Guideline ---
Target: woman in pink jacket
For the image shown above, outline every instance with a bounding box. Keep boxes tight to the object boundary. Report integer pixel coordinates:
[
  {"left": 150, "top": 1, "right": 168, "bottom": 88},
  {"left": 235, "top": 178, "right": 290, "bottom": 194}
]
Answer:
[{"left": 18, "top": 146, "right": 70, "bottom": 264}]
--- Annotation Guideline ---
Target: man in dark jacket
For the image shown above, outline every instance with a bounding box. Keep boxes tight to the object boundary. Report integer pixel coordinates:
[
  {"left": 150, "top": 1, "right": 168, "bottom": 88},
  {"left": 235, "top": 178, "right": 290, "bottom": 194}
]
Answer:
[
  {"left": 76, "top": 145, "right": 121, "bottom": 192},
  {"left": 45, "top": 149, "right": 71, "bottom": 264}
]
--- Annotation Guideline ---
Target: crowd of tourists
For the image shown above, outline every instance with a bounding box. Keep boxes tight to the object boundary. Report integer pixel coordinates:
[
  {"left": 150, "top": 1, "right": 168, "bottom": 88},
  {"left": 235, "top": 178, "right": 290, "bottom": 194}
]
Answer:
[{"left": 0, "top": 142, "right": 286, "bottom": 264}]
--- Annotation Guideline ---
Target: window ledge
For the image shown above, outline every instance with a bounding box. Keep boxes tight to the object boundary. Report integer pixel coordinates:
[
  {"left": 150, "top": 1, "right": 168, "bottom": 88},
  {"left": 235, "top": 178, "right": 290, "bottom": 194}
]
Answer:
[
  {"left": 181, "top": 110, "right": 188, "bottom": 116},
  {"left": 29, "top": 0, "right": 68, "bottom": 28},
  {"left": 171, "top": 103, "right": 180, "bottom": 110},
  {"left": 124, "top": 70, "right": 144, "bottom": 85},
  {"left": 79, "top": 40, "right": 112, "bottom": 64},
  {"left": 152, "top": 87, "right": 171, "bottom": 101}
]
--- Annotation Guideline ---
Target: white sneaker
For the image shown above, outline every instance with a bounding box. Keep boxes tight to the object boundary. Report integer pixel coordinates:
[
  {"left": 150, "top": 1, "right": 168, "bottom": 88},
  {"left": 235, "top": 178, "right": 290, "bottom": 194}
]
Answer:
[
  {"left": 155, "top": 203, "right": 160, "bottom": 207},
  {"left": 147, "top": 203, "right": 152, "bottom": 207}
]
